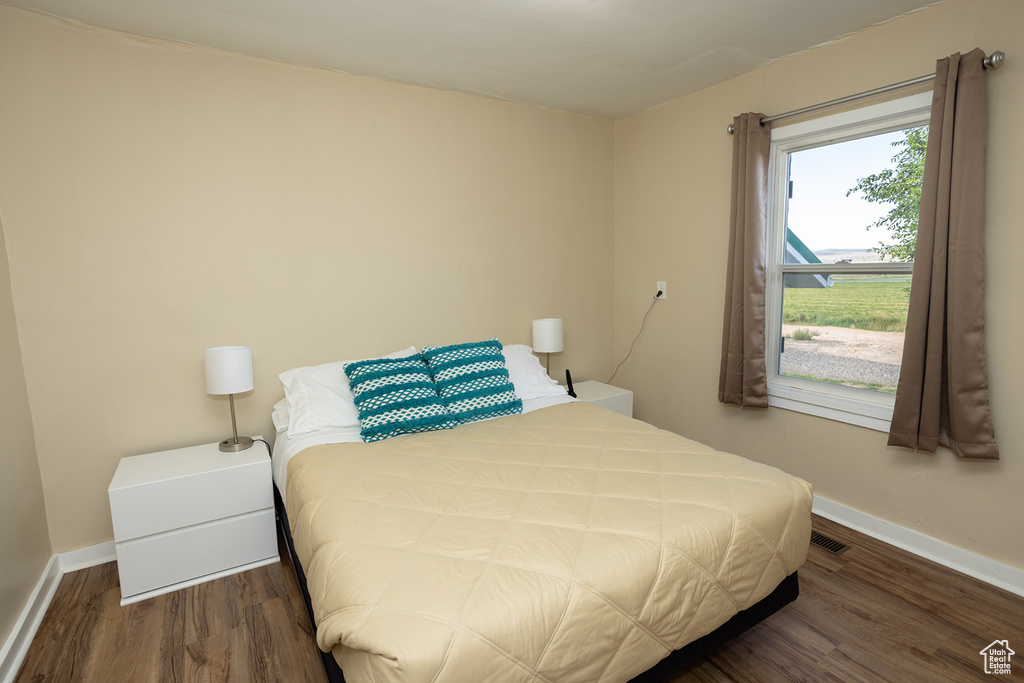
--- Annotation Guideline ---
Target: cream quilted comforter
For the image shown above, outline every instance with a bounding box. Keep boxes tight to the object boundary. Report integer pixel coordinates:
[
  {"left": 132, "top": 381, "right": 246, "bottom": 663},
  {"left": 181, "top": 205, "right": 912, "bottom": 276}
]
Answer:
[{"left": 286, "top": 402, "right": 812, "bottom": 683}]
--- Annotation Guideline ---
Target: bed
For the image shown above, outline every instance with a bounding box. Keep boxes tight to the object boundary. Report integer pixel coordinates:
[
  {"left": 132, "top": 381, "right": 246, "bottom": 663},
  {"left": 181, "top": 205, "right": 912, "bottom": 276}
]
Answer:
[{"left": 270, "top": 343, "right": 812, "bottom": 683}]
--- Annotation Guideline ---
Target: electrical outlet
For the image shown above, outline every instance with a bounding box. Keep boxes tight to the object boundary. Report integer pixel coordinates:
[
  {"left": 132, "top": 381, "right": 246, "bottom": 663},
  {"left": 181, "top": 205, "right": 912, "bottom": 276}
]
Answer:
[{"left": 657, "top": 281, "right": 667, "bottom": 299}]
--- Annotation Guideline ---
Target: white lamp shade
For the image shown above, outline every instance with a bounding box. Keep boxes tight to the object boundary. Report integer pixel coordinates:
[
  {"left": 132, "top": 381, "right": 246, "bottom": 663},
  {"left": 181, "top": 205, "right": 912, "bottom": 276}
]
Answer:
[
  {"left": 532, "top": 318, "right": 564, "bottom": 354},
  {"left": 204, "top": 346, "right": 254, "bottom": 395}
]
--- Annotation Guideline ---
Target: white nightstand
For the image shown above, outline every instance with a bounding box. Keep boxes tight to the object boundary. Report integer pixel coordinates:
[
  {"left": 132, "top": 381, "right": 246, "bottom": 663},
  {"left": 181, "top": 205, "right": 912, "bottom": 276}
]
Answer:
[
  {"left": 108, "top": 439, "right": 279, "bottom": 605},
  {"left": 573, "top": 380, "right": 633, "bottom": 417}
]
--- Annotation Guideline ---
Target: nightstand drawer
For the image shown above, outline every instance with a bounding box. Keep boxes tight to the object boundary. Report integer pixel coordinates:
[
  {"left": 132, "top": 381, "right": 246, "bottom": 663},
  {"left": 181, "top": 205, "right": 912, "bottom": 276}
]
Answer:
[
  {"left": 109, "top": 451, "right": 272, "bottom": 541},
  {"left": 115, "top": 507, "right": 277, "bottom": 600}
]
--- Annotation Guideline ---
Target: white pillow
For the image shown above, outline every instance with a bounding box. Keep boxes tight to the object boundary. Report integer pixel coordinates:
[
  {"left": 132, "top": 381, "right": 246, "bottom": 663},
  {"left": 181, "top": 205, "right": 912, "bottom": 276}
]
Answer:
[
  {"left": 502, "top": 344, "right": 567, "bottom": 400},
  {"left": 271, "top": 398, "right": 290, "bottom": 433},
  {"left": 279, "top": 346, "right": 417, "bottom": 438}
]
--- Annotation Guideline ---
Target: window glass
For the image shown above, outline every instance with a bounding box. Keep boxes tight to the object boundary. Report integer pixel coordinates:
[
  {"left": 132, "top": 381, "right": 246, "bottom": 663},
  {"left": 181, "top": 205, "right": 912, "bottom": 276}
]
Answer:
[
  {"left": 780, "top": 273, "right": 910, "bottom": 393},
  {"left": 777, "top": 127, "right": 924, "bottom": 396},
  {"left": 785, "top": 130, "right": 922, "bottom": 265}
]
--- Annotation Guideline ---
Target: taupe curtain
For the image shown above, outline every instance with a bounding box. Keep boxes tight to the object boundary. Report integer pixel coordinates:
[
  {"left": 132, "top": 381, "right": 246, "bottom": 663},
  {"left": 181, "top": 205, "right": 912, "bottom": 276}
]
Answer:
[
  {"left": 719, "top": 113, "right": 771, "bottom": 407},
  {"left": 888, "top": 49, "right": 999, "bottom": 459}
]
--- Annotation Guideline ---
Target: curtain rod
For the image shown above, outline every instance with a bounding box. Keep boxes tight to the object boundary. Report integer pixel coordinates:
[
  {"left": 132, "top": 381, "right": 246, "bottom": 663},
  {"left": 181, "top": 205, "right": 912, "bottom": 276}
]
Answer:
[{"left": 726, "top": 50, "right": 1005, "bottom": 134}]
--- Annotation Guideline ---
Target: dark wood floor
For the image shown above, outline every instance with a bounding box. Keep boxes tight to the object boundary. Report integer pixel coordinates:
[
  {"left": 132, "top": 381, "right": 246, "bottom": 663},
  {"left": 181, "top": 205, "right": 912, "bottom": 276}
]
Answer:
[
  {"left": 671, "top": 516, "right": 1024, "bottom": 682},
  {"left": 14, "top": 533, "right": 327, "bottom": 683},
  {"left": 15, "top": 515, "right": 1024, "bottom": 682}
]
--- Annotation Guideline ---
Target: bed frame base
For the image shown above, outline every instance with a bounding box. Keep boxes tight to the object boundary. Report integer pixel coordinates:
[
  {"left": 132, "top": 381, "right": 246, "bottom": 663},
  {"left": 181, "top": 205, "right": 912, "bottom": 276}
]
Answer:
[{"left": 274, "top": 488, "right": 799, "bottom": 683}]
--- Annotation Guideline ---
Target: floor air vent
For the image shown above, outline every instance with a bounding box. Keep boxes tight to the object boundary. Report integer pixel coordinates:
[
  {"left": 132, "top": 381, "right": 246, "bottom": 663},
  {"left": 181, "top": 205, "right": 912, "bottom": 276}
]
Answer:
[{"left": 810, "top": 531, "right": 851, "bottom": 555}]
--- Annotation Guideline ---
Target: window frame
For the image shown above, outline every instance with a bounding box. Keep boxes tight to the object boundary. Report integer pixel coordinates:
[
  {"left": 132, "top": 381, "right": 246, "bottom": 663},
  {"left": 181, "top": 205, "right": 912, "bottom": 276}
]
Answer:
[{"left": 765, "top": 92, "right": 932, "bottom": 432}]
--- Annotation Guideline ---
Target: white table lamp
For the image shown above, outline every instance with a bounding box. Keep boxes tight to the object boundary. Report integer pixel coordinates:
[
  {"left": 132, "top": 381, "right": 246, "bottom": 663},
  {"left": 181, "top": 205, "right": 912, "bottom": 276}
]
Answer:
[
  {"left": 532, "top": 318, "right": 564, "bottom": 375},
  {"left": 205, "top": 345, "right": 254, "bottom": 452}
]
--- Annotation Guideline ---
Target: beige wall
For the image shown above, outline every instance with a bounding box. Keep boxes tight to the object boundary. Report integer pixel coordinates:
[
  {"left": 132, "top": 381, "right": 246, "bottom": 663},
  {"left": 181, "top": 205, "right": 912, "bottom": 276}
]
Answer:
[
  {"left": 0, "top": 209, "right": 52, "bottom": 645},
  {"left": 0, "top": 8, "right": 615, "bottom": 553},
  {"left": 615, "top": 0, "right": 1024, "bottom": 570}
]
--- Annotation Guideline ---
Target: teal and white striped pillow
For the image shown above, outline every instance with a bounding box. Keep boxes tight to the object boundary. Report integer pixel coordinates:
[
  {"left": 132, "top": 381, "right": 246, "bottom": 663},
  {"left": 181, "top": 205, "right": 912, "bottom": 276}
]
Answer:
[
  {"left": 343, "top": 353, "right": 459, "bottom": 442},
  {"left": 421, "top": 338, "right": 523, "bottom": 424}
]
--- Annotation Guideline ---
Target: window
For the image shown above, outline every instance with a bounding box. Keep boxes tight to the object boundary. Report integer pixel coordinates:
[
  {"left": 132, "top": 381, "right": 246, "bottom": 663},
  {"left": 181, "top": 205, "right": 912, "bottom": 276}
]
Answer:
[{"left": 766, "top": 93, "right": 932, "bottom": 431}]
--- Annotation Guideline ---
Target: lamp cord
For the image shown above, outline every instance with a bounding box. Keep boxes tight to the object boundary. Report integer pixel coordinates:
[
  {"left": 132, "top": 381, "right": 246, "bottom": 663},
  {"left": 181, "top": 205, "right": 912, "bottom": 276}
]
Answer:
[
  {"left": 253, "top": 438, "right": 282, "bottom": 526},
  {"left": 607, "top": 292, "right": 661, "bottom": 385},
  {"left": 254, "top": 438, "right": 272, "bottom": 458}
]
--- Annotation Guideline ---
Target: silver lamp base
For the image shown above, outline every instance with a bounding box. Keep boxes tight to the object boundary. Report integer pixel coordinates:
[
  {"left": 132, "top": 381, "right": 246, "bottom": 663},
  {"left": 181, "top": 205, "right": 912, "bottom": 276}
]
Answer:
[
  {"left": 219, "top": 436, "right": 254, "bottom": 452},
  {"left": 219, "top": 392, "right": 253, "bottom": 452}
]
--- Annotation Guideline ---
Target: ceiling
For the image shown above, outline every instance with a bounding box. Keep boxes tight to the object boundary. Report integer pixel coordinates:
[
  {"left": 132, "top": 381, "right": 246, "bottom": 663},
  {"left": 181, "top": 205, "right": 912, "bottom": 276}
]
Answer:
[{"left": 3, "top": 0, "right": 941, "bottom": 119}]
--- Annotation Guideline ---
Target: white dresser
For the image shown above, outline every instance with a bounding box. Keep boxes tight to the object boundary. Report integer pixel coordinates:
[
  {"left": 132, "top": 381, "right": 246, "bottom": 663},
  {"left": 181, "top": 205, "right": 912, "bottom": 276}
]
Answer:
[
  {"left": 108, "top": 439, "right": 279, "bottom": 605},
  {"left": 573, "top": 380, "right": 634, "bottom": 417}
]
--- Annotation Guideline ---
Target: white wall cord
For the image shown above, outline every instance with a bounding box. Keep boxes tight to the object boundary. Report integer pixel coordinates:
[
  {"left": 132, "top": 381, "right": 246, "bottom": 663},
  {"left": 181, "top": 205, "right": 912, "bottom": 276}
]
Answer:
[{"left": 607, "top": 293, "right": 660, "bottom": 384}]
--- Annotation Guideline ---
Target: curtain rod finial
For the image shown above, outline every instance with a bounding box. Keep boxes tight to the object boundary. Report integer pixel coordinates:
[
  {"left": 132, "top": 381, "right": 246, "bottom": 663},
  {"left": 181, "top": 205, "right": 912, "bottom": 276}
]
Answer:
[
  {"left": 984, "top": 51, "right": 1005, "bottom": 70},
  {"left": 727, "top": 123, "right": 735, "bottom": 134}
]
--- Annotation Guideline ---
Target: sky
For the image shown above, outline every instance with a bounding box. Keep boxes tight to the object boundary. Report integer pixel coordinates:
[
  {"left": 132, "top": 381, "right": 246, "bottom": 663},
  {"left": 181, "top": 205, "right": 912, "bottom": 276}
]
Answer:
[{"left": 787, "top": 129, "right": 909, "bottom": 253}]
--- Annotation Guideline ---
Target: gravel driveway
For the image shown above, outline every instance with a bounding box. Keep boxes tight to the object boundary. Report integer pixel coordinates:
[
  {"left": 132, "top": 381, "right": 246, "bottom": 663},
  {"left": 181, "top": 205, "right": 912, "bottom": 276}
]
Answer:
[{"left": 780, "top": 349, "right": 901, "bottom": 388}]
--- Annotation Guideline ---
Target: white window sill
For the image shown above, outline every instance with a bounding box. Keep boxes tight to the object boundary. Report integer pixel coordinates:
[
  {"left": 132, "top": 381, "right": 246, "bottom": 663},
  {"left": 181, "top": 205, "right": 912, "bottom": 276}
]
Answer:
[{"left": 767, "top": 381, "right": 893, "bottom": 433}]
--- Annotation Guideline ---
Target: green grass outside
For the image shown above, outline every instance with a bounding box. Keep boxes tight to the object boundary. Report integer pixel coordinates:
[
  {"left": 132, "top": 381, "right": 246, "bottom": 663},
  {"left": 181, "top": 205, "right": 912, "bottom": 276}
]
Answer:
[{"left": 783, "top": 276, "right": 911, "bottom": 333}]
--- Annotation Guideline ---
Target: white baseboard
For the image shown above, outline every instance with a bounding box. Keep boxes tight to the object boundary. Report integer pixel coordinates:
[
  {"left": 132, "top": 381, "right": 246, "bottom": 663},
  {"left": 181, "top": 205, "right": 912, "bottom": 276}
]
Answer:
[
  {"left": 813, "top": 495, "right": 1024, "bottom": 598},
  {"left": 0, "top": 556, "right": 61, "bottom": 683},
  {"left": 58, "top": 541, "right": 116, "bottom": 573},
  {"left": 0, "top": 540, "right": 117, "bottom": 683}
]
